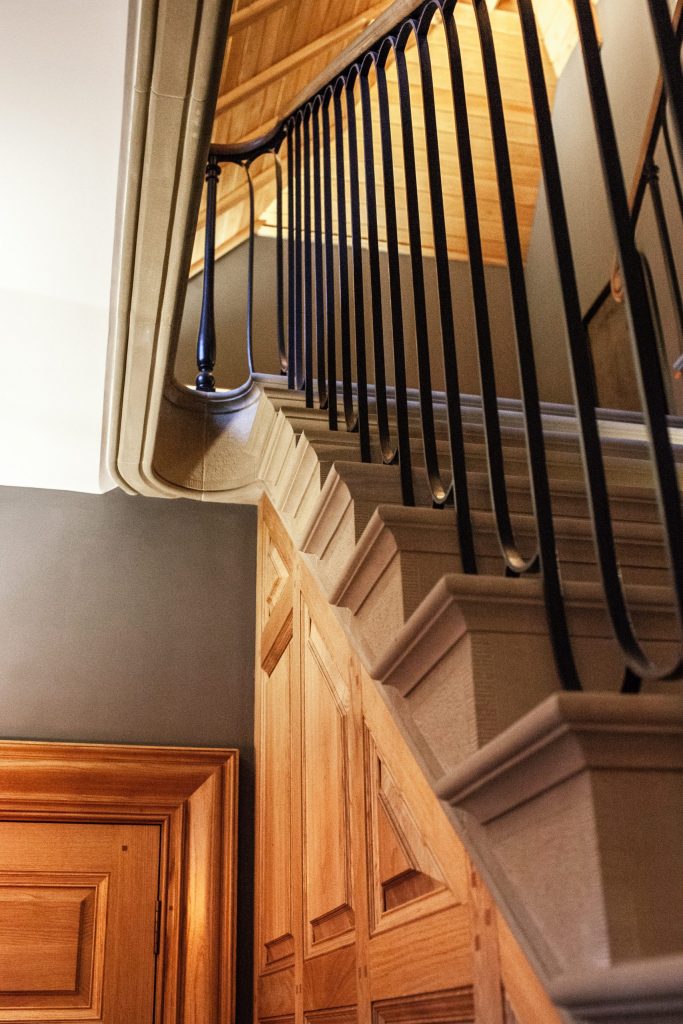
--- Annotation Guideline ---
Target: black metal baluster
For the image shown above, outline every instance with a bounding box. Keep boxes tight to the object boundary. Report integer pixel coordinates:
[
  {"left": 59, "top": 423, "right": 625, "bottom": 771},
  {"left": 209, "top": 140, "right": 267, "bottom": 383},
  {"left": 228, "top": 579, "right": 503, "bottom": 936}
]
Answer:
[
  {"left": 303, "top": 107, "right": 314, "bottom": 407},
  {"left": 322, "top": 90, "right": 339, "bottom": 430},
  {"left": 647, "top": 0, "right": 683, "bottom": 157},
  {"left": 574, "top": 0, "right": 683, "bottom": 681},
  {"left": 518, "top": 0, "right": 664, "bottom": 692},
  {"left": 474, "top": 0, "right": 580, "bottom": 689},
  {"left": 442, "top": 0, "right": 525, "bottom": 572},
  {"left": 346, "top": 67, "right": 372, "bottom": 463},
  {"left": 376, "top": 42, "right": 414, "bottom": 504},
  {"left": 417, "top": 5, "right": 476, "bottom": 572},
  {"left": 334, "top": 79, "right": 358, "bottom": 432},
  {"left": 395, "top": 24, "right": 450, "bottom": 506},
  {"left": 245, "top": 162, "right": 256, "bottom": 377},
  {"left": 312, "top": 98, "right": 328, "bottom": 410},
  {"left": 360, "top": 55, "right": 396, "bottom": 465},
  {"left": 287, "top": 123, "right": 296, "bottom": 389},
  {"left": 274, "top": 152, "right": 287, "bottom": 374},
  {"left": 196, "top": 155, "right": 221, "bottom": 392},
  {"left": 662, "top": 114, "right": 683, "bottom": 222},
  {"left": 294, "top": 115, "right": 304, "bottom": 390},
  {"left": 646, "top": 157, "right": 683, "bottom": 347}
]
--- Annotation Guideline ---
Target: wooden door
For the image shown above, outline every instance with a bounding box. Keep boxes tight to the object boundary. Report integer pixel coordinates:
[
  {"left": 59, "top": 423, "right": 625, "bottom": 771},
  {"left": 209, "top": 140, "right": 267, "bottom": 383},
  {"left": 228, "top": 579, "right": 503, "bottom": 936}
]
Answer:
[{"left": 0, "top": 820, "right": 161, "bottom": 1022}]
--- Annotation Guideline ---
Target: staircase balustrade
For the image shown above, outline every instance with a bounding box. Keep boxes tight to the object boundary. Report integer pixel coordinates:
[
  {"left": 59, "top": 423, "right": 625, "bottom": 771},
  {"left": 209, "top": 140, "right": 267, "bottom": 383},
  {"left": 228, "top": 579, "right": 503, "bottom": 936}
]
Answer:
[{"left": 194, "top": 0, "right": 683, "bottom": 695}]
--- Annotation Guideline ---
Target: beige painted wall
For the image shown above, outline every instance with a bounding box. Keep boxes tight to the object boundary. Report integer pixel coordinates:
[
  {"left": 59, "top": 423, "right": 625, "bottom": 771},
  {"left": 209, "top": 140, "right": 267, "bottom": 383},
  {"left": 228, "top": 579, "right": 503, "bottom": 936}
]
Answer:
[{"left": 525, "top": 0, "right": 683, "bottom": 412}]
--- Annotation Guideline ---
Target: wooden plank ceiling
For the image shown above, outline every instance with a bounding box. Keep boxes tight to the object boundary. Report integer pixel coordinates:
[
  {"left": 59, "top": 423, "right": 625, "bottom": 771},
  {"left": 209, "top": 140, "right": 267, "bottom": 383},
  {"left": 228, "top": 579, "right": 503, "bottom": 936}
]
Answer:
[{"left": 191, "top": 0, "right": 593, "bottom": 274}]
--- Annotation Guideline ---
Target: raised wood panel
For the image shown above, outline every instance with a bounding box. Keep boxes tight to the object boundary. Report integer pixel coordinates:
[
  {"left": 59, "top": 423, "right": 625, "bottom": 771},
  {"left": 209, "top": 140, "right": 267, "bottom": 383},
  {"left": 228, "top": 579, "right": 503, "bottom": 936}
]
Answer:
[
  {"left": 304, "top": 944, "right": 357, "bottom": 1012},
  {"left": 259, "top": 644, "right": 296, "bottom": 970},
  {"left": 305, "top": 1008, "right": 357, "bottom": 1023},
  {"left": 364, "top": 727, "right": 450, "bottom": 933},
  {"left": 263, "top": 532, "right": 291, "bottom": 624},
  {"left": 254, "top": 498, "right": 559, "bottom": 1024},
  {"left": 301, "top": 608, "right": 355, "bottom": 956},
  {"left": 0, "top": 743, "right": 237, "bottom": 1024},
  {"left": 258, "top": 967, "right": 296, "bottom": 1020},
  {"left": 358, "top": 658, "right": 469, "bottom": 907},
  {"left": 0, "top": 873, "right": 107, "bottom": 1010},
  {"left": 367, "top": 904, "right": 473, "bottom": 1002},
  {"left": 372, "top": 988, "right": 475, "bottom": 1022}
]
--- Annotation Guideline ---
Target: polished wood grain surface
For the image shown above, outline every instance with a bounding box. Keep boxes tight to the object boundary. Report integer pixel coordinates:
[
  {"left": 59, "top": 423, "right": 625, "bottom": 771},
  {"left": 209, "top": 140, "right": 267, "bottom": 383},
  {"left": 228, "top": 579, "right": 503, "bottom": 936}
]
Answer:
[
  {"left": 0, "top": 742, "right": 238, "bottom": 1024},
  {"left": 0, "top": 822, "right": 159, "bottom": 1021},
  {"left": 253, "top": 496, "right": 562, "bottom": 1024}
]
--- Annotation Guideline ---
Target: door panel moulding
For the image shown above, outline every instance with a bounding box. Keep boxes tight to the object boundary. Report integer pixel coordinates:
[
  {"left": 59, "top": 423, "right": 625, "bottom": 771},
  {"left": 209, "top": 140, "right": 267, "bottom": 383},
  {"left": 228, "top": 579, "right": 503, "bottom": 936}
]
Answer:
[{"left": 0, "top": 741, "right": 239, "bottom": 1024}]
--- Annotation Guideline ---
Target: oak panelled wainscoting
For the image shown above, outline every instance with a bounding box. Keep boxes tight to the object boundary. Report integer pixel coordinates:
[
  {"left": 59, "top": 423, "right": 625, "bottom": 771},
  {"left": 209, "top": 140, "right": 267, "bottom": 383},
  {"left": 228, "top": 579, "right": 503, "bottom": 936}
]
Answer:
[{"left": 254, "top": 497, "right": 560, "bottom": 1024}]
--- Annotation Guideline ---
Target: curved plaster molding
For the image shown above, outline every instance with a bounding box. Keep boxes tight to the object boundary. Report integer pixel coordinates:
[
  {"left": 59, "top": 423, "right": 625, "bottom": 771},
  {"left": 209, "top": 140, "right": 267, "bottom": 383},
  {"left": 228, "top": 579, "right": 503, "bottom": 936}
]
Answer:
[{"left": 104, "top": 0, "right": 238, "bottom": 499}]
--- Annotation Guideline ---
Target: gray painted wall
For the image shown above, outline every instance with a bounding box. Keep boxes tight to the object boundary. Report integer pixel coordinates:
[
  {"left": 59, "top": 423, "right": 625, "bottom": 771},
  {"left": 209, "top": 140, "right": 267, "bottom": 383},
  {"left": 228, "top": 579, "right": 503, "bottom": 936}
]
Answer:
[{"left": 0, "top": 485, "right": 257, "bottom": 1022}]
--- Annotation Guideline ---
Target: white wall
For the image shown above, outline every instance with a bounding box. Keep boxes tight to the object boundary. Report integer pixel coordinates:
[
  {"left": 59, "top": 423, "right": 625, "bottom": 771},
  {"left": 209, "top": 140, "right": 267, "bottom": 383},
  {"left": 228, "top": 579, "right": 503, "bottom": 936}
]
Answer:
[{"left": 0, "top": 1, "right": 129, "bottom": 491}]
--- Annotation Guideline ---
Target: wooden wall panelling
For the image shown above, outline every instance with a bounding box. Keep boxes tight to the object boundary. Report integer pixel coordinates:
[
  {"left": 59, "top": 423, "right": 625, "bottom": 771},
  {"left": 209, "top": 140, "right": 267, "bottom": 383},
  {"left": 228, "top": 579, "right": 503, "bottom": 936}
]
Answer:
[
  {"left": 299, "top": 585, "right": 359, "bottom": 1020},
  {"left": 467, "top": 863, "right": 506, "bottom": 1024},
  {"left": 254, "top": 498, "right": 560, "bottom": 1024},
  {"left": 300, "top": 603, "right": 356, "bottom": 958},
  {"left": 372, "top": 988, "right": 475, "bottom": 1022},
  {"left": 255, "top": 502, "right": 299, "bottom": 1022},
  {"left": 496, "top": 909, "right": 564, "bottom": 1024},
  {"left": 299, "top": 568, "right": 369, "bottom": 1022}
]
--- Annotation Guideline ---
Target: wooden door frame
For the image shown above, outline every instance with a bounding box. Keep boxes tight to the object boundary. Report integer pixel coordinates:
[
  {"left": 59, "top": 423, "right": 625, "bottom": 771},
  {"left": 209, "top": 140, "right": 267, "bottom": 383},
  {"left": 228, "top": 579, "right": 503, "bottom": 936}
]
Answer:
[{"left": 0, "top": 741, "right": 238, "bottom": 1024}]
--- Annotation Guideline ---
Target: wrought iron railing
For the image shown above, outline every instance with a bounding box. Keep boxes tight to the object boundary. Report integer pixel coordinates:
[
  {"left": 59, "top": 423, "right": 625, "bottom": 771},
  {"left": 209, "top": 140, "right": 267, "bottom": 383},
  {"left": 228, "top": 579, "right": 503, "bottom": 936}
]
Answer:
[{"left": 194, "top": 0, "right": 683, "bottom": 695}]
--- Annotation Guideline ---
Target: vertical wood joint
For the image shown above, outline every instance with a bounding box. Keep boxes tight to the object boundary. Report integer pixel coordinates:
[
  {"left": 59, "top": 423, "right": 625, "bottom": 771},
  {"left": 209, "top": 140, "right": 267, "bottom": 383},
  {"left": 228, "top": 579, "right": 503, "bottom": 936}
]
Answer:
[{"left": 154, "top": 899, "right": 163, "bottom": 955}]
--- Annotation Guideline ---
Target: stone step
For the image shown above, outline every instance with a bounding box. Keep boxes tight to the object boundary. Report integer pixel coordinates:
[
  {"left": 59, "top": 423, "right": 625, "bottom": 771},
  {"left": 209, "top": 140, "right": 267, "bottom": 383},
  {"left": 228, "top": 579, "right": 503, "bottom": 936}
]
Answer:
[
  {"left": 259, "top": 377, "right": 683, "bottom": 466},
  {"left": 434, "top": 691, "right": 683, "bottom": 1023},
  {"left": 327, "top": 503, "right": 672, "bottom": 673},
  {"left": 369, "top": 573, "right": 682, "bottom": 778},
  {"left": 300, "top": 457, "right": 672, "bottom": 602},
  {"left": 253, "top": 376, "right": 683, "bottom": 1024}
]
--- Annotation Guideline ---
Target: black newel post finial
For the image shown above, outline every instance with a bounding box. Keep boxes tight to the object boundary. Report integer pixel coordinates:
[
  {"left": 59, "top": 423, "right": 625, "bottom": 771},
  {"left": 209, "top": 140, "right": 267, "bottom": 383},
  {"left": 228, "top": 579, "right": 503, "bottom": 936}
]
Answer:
[{"left": 196, "top": 156, "right": 221, "bottom": 392}]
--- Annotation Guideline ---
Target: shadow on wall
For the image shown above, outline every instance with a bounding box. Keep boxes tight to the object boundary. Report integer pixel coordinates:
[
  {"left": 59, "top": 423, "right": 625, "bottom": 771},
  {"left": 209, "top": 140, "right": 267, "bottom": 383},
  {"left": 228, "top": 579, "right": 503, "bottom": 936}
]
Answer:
[{"left": 0, "top": 486, "right": 257, "bottom": 1023}]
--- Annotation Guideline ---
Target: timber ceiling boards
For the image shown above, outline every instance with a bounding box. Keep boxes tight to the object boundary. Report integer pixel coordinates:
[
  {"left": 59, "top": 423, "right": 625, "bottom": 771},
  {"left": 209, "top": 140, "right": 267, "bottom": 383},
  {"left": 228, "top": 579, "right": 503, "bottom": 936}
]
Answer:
[{"left": 192, "top": 0, "right": 594, "bottom": 273}]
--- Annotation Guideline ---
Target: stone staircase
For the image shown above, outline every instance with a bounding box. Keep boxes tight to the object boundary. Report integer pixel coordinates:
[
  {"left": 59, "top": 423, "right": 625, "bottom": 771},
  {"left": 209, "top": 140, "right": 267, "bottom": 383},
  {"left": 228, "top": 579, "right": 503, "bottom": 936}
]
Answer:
[{"left": 239, "top": 374, "right": 683, "bottom": 1022}]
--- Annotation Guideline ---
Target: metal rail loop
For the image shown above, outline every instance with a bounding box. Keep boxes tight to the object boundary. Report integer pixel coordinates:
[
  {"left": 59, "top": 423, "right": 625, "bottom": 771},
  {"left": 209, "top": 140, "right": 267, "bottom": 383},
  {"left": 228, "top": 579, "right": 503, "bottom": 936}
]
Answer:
[{"left": 359, "top": 53, "right": 398, "bottom": 466}]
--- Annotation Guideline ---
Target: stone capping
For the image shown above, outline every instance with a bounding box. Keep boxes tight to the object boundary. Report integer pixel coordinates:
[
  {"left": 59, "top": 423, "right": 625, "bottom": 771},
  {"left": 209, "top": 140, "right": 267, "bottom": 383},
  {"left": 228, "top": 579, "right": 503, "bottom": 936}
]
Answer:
[
  {"left": 300, "top": 461, "right": 401, "bottom": 558},
  {"left": 329, "top": 505, "right": 454, "bottom": 609},
  {"left": 549, "top": 953, "right": 683, "bottom": 1016},
  {"left": 372, "top": 573, "right": 680, "bottom": 695},
  {"left": 435, "top": 691, "right": 683, "bottom": 821},
  {"left": 163, "top": 375, "right": 259, "bottom": 414},
  {"left": 108, "top": 0, "right": 233, "bottom": 498}
]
